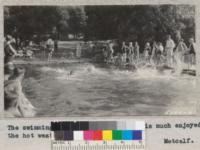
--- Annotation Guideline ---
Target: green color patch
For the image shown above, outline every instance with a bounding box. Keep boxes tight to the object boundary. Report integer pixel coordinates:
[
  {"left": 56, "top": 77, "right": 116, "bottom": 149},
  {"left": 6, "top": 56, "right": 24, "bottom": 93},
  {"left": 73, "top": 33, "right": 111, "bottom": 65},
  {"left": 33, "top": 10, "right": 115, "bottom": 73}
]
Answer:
[{"left": 112, "top": 130, "right": 122, "bottom": 140}]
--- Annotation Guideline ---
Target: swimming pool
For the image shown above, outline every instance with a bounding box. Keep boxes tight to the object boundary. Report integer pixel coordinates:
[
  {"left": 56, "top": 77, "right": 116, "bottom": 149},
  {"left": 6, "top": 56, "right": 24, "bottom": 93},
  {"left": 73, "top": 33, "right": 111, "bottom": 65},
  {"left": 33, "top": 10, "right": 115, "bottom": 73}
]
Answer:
[{"left": 21, "top": 61, "right": 199, "bottom": 117}]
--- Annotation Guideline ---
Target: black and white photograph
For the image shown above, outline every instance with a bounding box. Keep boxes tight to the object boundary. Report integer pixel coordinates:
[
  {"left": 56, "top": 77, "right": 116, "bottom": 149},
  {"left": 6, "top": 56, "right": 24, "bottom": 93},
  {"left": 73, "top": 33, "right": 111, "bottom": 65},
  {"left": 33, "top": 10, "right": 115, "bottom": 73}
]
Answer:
[{"left": 3, "top": 5, "right": 199, "bottom": 117}]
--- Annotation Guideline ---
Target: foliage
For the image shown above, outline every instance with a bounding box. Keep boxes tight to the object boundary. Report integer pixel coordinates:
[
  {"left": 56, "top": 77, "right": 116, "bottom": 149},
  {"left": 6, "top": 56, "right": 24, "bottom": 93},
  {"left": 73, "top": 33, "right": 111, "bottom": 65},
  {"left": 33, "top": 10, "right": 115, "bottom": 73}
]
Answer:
[
  {"left": 4, "top": 5, "right": 195, "bottom": 47},
  {"left": 84, "top": 5, "right": 195, "bottom": 47},
  {"left": 4, "top": 6, "right": 87, "bottom": 41},
  {"left": 4, "top": 6, "right": 61, "bottom": 40}
]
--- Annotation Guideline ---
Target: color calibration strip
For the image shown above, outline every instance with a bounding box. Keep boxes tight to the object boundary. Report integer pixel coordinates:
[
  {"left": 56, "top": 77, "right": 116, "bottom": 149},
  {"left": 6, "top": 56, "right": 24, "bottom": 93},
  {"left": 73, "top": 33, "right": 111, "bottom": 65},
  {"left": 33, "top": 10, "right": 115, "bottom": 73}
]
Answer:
[
  {"left": 51, "top": 121, "right": 145, "bottom": 141},
  {"left": 51, "top": 121, "right": 145, "bottom": 150}
]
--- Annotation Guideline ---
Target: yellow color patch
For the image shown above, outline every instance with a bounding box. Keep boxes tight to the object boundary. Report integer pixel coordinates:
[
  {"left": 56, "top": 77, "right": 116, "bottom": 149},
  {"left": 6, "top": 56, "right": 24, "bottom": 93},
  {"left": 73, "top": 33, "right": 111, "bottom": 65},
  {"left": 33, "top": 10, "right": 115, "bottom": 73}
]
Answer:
[{"left": 102, "top": 130, "right": 112, "bottom": 140}]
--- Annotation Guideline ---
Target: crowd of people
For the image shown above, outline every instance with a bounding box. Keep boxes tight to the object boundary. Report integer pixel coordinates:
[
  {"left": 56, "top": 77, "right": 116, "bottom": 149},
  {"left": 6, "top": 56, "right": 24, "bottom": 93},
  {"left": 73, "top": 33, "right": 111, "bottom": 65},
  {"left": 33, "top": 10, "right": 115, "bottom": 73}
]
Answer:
[
  {"left": 4, "top": 34, "right": 57, "bottom": 62},
  {"left": 3, "top": 33, "right": 197, "bottom": 116},
  {"left": 103, "top": 35, "right": 196, "bottom": 72}
]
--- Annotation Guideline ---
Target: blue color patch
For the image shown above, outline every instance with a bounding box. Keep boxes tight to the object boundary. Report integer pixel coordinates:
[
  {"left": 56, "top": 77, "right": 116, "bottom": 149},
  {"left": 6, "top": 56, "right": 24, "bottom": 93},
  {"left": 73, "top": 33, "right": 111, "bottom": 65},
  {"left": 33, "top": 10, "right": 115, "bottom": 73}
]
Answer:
[
  {"left": 122, "top": 130, "right": 133, "bottom": 140},
  {"left": 132, "top": 130, "right": 142, "bottom": 140}
]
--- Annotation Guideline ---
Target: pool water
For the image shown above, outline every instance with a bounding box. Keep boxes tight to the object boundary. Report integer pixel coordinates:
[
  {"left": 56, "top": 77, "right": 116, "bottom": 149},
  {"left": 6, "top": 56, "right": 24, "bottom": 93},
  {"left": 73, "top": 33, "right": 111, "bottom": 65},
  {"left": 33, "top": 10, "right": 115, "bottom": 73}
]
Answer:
[{"left": 21, "top": 62, "right": 199, "bottom": 117}]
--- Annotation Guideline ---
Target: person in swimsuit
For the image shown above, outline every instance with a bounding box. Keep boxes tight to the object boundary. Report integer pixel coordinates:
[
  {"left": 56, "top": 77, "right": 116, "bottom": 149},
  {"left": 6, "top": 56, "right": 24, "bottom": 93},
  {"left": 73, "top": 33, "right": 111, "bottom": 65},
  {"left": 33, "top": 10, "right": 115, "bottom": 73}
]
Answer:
[
  {"left": 188, "top": 38, "right": 196, "bottom": 68},
  {"left": 150, "top": 41, "right": 157, "bottom": 65},
  {"left": 128, "top": 42, "right": 134, "bottom": 63},
  {"left": 46, "top": 36, "right": 55, "bottom": 62},
  {"left": 76, "top": 43, "right": 82, "bottom": 58},
  {"left": 143, "top": 42, "right": 151, "bottom": 63},
  {"left": 108, "top": 42, "right": 114, "bottom": 63},
  {"left": 173, "top": 38, "right": 188, "bottom": 73},
  {"left": 134, "top": 41, "right": 140, "bottom": 64},
  {"left": 165, "top": 35, "right": 175, "bottom": 68},
  {"left": 121, "top": 41, "right": 128, "bottom": 63},
  {"left": 156, "top": 42, "right": 164, "bottom": 66},
  {"left": 4, "top": 35, "right": 18, "bottom": 64}
]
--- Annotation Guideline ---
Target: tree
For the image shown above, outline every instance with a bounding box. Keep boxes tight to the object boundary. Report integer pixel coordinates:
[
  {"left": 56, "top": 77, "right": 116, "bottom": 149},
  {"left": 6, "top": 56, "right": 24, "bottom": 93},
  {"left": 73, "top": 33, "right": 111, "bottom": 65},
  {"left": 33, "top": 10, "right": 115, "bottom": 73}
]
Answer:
[
  {"left": 4, "top": 5, "right": 195, "bottom": 47},
  {"left": 4, "top": 6, "right": 87, "bottom": 41},
  {"left": 4, "top": 6, "right": 61, "bottom": 41},
  {"left": 56, "top": 7, "right": 70, "bottom": 40},
  {"left": 84, "top": 5, "right": 195, "bottom": 49},
  {"left": 67, "top": 6, "right": 87, "bottom": 39}
]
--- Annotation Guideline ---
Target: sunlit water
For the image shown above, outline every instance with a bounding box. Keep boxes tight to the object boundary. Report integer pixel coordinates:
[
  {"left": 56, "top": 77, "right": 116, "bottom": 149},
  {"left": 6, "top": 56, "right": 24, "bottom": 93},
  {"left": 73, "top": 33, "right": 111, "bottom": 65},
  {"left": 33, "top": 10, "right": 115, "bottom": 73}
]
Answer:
[{"left": 21, "top": 61, "right": 199, "bottom": 117}]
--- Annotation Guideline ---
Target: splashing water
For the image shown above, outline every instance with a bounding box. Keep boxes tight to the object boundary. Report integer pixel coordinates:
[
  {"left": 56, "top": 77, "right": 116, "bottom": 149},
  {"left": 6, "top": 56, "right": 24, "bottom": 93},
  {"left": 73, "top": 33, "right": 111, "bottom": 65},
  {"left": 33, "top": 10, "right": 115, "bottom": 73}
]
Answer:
[{"left": 21, "top": 61, "right": 199, "bottom": 117}]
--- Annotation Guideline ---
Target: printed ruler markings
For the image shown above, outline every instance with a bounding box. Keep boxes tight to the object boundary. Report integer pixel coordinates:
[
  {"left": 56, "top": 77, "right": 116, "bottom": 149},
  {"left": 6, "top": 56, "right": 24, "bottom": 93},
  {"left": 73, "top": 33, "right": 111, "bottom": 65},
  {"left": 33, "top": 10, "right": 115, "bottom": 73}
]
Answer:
[{"left": 51, "top": 141, "right": 145, "bottom": 150}]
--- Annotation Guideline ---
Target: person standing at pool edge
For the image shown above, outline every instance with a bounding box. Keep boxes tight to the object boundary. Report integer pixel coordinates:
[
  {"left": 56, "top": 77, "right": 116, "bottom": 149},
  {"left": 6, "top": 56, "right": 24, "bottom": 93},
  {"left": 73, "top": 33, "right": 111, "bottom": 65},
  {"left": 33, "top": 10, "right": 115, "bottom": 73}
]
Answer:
[
  {"left": 76, "top": 43, "right": 82, "bottom": 58},
  {"left": 188, "top": 38, "right": 196, "bottom": 69},
  {"left": 108, "top": 42, "right": 114, "bottom": 63},
  {"left": 174, "top": 38, "right": 187, "bottom": 74},
  {"left": 143, "top": 42, "right": 151, "bottom": 63},
  {"left": 4, "top": 34, "right": 20, "bottom": 83},
  {"left": 4, "top": 34, "right": 18, "bottom": 64},
  {"left": 128, "top": 42, "right": 134, "bottom": 63},
  {"left": 134, "top": 41, "right": 140, "bottom": 63},
  {"left": 150, "top": 41, "right": 157, "bottom": 65},
  {"left": 121, "top": 41, "right": 128, "bottom": 63},
  {"left": 165, "top": 35, "right": 175, "bottom": 68},
  {"left": 156, "top": 42, "right": 164, "bottom": 66},
  {"left": 46, "top": 36, "right": 55, "bottom": 62}
]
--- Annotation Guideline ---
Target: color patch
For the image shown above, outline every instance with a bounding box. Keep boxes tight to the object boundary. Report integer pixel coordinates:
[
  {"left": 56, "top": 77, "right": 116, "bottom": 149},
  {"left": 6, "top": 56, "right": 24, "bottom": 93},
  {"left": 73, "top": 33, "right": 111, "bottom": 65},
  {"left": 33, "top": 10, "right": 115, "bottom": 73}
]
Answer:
[
  {"left": 125, "top": 120, "right": 135, "bottom": 130},
  {"left": 74, "top": 131, "right": 83, "bottom": 140},
  {"left": 64, "top": 131, "right": 73, "bottom": 141},
  {"left": 132, "top": 130, "right": 142, "bottom": 140},
  {"left": 84, "top": 131, "right": 93, "bottom": 140},
  {"left": 51, "top": 122, "right": 61, "bottom": 131},
  {"left": 80, "top": 122, "right": 89, "bottom": 130},
  {"left": 71, "top": 122, "right": 80, "bottom": 130},
  {"left": 93, "top": 130, "right": 102, "bottom": 140},
  {"left": 122, "top": 130, "right": 132, "bottom": 140},
  {"left": 102, "top": 130, "right": 112, "bottom": 140},
  {"left": 135, "top": 121, "right": 145, "bottom": 130},
  {"left": 112, "top": 130, "right": 122, "bottom": 140},
  {"left": 61, "top": 122, "right": 71, "bottom": 130},
  {"left": 54, "top": 131, "right": 64, "bottom": 141},
  {"left": 117, "top": 121, "right": 126, "bottom": 130},
  {"left": 89, "top": 122, "right": 96, "bottom": 130}
]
